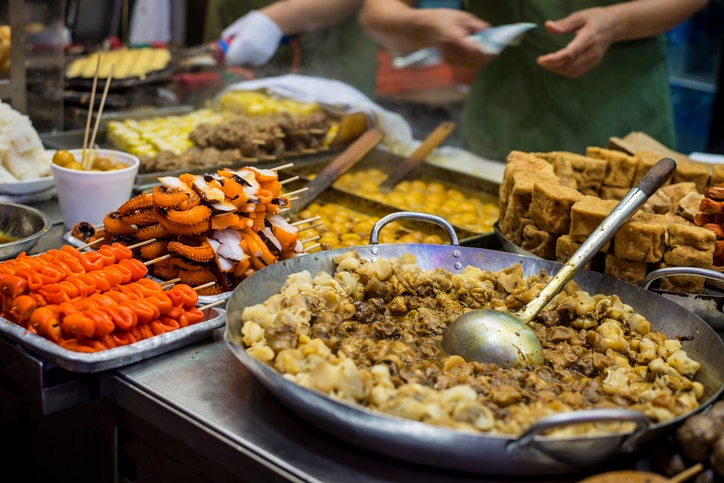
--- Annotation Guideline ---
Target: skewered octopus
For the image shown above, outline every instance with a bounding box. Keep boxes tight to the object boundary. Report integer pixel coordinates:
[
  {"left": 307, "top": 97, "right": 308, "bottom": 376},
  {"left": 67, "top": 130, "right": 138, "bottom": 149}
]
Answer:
[{"left": 76, "top": 165, "right": 304, "bottom": 294}]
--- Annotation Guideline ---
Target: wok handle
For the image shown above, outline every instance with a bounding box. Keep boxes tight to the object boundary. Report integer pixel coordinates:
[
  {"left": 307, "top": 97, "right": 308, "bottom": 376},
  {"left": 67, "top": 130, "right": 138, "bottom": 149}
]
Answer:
[
  {"left": 506, "top": 409, "right": 650, "bottom": 455},
  {"left": 368, "top": 211, "right": 460, "bottom": 246},
  {"left": 641, "top": 266, "right": 724, "bottom": 289}
]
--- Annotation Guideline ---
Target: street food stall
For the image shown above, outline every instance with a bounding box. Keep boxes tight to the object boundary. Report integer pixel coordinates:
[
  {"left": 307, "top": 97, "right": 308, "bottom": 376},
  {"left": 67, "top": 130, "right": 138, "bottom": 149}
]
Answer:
[{"left": 1, "top": 2, "right": 724, "bottom": 483}]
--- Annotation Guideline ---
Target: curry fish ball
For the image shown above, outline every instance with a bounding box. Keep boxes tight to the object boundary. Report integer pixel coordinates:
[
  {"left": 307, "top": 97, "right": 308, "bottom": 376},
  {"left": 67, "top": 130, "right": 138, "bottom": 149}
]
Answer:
[
  {"left": 354, "top": 220, "right": 375, "bottom": 236},
  {"left": 64, "top": 161, "right": 85, "bottom": 171},
  {"left": 52, "top": 149, "right": 76, "bottom": 167},
  {"left": 299, "top": 208, "right": 316, "bottom": 219},
  {"left": 304, "top": 228, "right": 320, "bottom": 239},
  {"left": 410, "top": 180, "right": 427, "bottom": 192},
  {"left": 427, "top": 182, "right": 446, "bottom": 195},
  {"left": 422, "top": 234, "right": 444, "bottom": 244},
  {"left": 92, "top": 156, "right": 115, "bottom": 171},
  {"left": 398, "top": 232, "right": 423, "bottom": 244},
  {"left": 330, "top": 222, "right": 350, "bottom": 234},
  {"left": 385, "top": 193, "right": 406, "bottom": 207},
  {"left": 447, "top": 189, "right": 466, "bottom": 202}
]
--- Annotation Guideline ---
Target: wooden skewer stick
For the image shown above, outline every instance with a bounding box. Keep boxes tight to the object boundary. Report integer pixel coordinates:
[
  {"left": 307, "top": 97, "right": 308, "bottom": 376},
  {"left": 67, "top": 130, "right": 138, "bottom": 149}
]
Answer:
[
  {"left": 286, "top": 196, "right": 299, "bottom": 203},
  {"left": 160, "top": 278, "right": 182, "bottom": 288},
  {"left": 84, "top": 63, "right": 115, "bottom": 170},
  {"left": 81, "top": 56, "right": 101, "bottom": 168},
  {"left": 304, "top": 243, "right": 321, "bottom": 252},
  {"left": 300, "top": 235, "right": 320, "bottom": 244},
  {"left": 193, "top": 281, "right": 217, "bottom": 292},
  {"left": 143, "top": 254, "right": 171, "bottom": 266},
  {"left": 283, "top": 187, "right": 309, "bottom": 198},
  {"left": 76, "top": 238, "right": 105, "bottom": 250},
  {"left": 127, "top": 238, "right": 158, "bottom": 250},
  {"left": 298, "top": 221, "right": 324, "bottom": 232},
  {"left": 76, "top": 236, "right": 158, "bottom": 251},
  {"left": 272, "top": 162, "right": 294, "bottom": 171},
  {"left": 278, "top": 207, "right": 290, "bottom": 214},
  {"left": 199, "top": 299, "right": 227, "bottom": 311},
  {"left": 291, "top": 216, "right": 321, "bottom": 227},
  {"left": 280, "top": 176, "right": 299, "bottom": 185},
  {"left": 670, "top": 463, "right": 704, "bottom": 483}
]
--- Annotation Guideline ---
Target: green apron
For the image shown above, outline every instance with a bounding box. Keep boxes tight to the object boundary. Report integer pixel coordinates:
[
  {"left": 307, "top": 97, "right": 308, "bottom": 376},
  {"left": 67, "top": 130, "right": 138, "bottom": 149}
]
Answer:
[
  {"left": 462, "top": 0, "right": 676, "bottom": 161},
  {"left": 204, "top": 0, "right": 378, "bottom": 98}
]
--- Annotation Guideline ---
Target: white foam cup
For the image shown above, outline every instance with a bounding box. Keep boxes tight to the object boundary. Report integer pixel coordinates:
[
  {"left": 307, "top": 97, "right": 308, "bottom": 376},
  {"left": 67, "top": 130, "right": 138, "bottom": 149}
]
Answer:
[{"left": 52, "top": 149, "right": 139, "bottom": 229}]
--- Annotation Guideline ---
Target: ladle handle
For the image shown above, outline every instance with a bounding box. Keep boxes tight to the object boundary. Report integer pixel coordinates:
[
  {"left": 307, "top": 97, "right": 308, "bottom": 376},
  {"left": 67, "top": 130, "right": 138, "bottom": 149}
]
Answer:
[{"left": 519, "top": 157, "right": 676, "bottom": 323}]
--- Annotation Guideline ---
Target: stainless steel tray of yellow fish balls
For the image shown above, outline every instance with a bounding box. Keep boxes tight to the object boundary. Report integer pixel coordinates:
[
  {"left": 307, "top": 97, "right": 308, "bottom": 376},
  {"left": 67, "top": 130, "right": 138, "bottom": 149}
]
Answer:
[
  {"left": 285, "top": 148, "right": 500, "bottom": 245},
  {"left": 281, "top": 176, "right": 500, "bottom": 249}
]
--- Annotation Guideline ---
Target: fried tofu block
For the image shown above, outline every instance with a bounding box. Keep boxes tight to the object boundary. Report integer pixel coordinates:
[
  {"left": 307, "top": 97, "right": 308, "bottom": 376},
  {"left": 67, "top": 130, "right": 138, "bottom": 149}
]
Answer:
[
  {"left": 521, "top": 224, "right": 557, "bottom": 260},
  {"left": 569, "top": 196, "right": 620, "bottom": 245},
  {"left": 541, "top": 151, "right": 608, "bottom": 196},
  {"left": 529, "top": 179, "right": 583, "bottom": 235},
  {"left": 587, "top": 146, "right": 637, "bottom": 188},
  {"left": 643, "top": 189, "right": 673, "bottom": 215},
  {"left": 599, "top": 186, "right": 630, "bottom": 201},
  {"left": 548, "top": 156, "right": 578, "bottom": 190},
  {"left": 604, "top": 253, "right": 649, "bottom": 286},
  {"left": 667, "top": 223, "right": 716, "bottom": 252},
  {"left": 665, "top": 212, "right": 692, "bottom": 226},
  {"left": 658, "top": 273, "right": 706, "bottom": 294},
  {"left": 555, "top": 234, "right": 605, "bottom": 270},
  {"left": 711, "top": 164, "right": 724, "bottom": 187},
  {"left": 653, "top": 261, "right": 707, "bottom": 294},
  {"left": 675, "top": 191, "right": 705, "bottom": 224},
  {"left": 501, "top": 216, "right": 536, "bottom": 247},
  {"left": 661, "top": 182, "right": 698, "bottom": 208},
  {"left": 612, "top": 212, "right": 667, "bottom": 263},
  {"left": 633, "top": 150, "right": 666, "bottom": 185},
  {"left": 664, "top": 245, "right": 713, "bottom": 268},
  {"left": 672, "top": 158, "right": 710, "bottom": 193},
  {"left": 555, "top": 234, "right": 580, "bottom": 263},
  {"left": 499, "top": 151, "right": 555, "bottom": 219},
  {"left": 499, "top": 170, "right": 557, "bottom": 237}
]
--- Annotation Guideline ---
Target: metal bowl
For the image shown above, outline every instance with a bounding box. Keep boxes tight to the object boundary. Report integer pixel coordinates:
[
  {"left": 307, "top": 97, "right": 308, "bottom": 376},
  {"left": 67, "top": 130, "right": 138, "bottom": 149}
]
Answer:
[{"left": 0, "top": 202, "right": 51, "bottom": 261}]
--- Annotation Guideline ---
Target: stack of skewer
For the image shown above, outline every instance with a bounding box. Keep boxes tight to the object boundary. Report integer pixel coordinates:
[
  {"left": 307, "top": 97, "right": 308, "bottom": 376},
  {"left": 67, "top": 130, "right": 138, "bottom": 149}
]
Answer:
[{"left": 72, "top": 162, "right": 322, "bottom": 295}]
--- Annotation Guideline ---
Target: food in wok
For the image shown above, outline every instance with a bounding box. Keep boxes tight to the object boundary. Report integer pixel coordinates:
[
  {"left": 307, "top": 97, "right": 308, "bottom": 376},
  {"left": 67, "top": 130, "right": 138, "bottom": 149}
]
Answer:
[{"left": 238, "top": 250, "right": 703, "bottom": 437}]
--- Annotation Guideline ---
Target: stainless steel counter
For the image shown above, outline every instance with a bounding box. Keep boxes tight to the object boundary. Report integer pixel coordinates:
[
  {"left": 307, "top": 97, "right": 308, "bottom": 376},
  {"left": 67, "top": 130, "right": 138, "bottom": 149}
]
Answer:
[
  {"left": 99, "top": 331, "right": 641, "bottom": 483},
  {"left": 0, "top": 198, "right": 102, "bottom": 415}
]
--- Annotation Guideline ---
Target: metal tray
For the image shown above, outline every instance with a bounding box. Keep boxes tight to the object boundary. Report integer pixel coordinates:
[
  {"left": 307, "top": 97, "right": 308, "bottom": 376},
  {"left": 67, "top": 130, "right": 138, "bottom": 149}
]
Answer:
[
  {"left": 0, "top": 307, "right": 225, "bottom": 373},
  {"left": 65, "top": 64, "right": 176, "bottom": 90},
  {"left": 493, "top": 221, "right": 535, "bottom": 257},
  {"left": 282, "top": 177, "right": 499, "bottom": 249},
  {"left": 288, "top": 148, "right": 500, "bottom": 239}
]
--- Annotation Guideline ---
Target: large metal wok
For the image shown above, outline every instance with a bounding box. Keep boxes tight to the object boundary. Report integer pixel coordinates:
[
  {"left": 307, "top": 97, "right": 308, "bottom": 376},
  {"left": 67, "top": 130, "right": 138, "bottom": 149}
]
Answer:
[{"left": 225, "top": 213, "right": 724, "bottom": 476}]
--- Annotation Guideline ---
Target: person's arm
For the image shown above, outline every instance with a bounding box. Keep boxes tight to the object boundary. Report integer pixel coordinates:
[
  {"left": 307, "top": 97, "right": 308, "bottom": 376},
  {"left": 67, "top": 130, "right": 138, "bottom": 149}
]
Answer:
[
  {"left": 222, "top": 0, "right": 363, "bottom": 67},
  {"left": 261, "top": 0, "right": 364, "bottom": 36},
  {"left": 359, "top": 0, "right": 491, "bottom": 69},
  {"left": 538, "top": 0, "right": 709, "bottom": 78}
]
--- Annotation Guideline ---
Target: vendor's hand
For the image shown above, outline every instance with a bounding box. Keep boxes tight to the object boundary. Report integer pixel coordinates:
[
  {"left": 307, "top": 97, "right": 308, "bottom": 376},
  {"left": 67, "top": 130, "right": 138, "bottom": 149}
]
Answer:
[
  {"left": 536, "top": 7, "right": 616, "bottom": 78},
  {"left": 221, "top": 10, "right": 283, "bottom": 67},
  {"left": 420, "top": 9, "right": 492, "bottom": 69}
]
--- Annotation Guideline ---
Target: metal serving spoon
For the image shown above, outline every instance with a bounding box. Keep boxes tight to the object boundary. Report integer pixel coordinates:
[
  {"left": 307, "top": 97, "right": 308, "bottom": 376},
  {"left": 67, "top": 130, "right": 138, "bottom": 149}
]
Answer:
[{"left": 441, "top": 157, "right": 677, "bottom": 369}]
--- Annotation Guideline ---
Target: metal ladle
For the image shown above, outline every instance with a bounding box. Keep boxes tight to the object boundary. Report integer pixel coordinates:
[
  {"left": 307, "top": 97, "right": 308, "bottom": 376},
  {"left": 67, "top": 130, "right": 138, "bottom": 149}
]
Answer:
[{"left": 441, "top": 157, "right": 677, "bottom": 369}]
